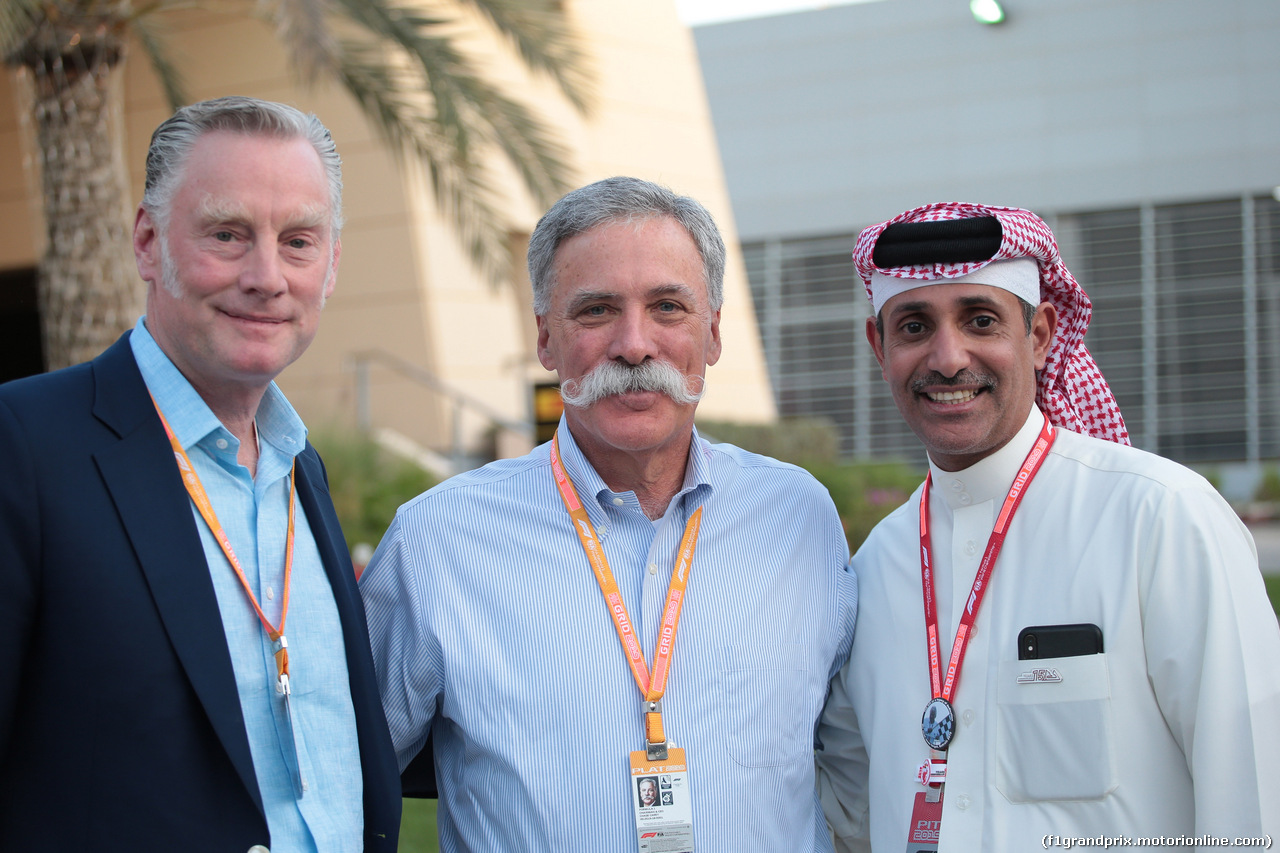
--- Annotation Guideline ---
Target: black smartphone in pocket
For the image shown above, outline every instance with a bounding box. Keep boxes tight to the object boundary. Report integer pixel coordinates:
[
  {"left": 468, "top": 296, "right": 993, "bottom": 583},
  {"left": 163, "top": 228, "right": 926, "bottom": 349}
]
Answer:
[{"left": 1018, "top": 623, "right": 1104, "bottom": 659}]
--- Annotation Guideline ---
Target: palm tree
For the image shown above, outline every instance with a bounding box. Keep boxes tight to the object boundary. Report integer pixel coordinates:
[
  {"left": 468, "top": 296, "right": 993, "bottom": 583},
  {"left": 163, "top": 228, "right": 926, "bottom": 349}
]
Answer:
[{"left": 1, "top": 0, "right": 591, "bottom": 370}]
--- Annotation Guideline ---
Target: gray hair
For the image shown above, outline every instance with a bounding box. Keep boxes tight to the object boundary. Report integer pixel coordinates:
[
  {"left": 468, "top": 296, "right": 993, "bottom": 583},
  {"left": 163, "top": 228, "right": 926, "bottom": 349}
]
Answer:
[
  {"left": 527, "top": 176, "right": 726, "bottom": 315},
  {"left": 141, "top": 96, "right": 343, "bottom": 236}
]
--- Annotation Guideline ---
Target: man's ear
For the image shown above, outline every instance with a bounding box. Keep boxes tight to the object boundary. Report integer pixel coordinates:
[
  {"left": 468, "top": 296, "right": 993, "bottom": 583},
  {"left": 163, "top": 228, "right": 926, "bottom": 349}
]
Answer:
[
  {"left": 536, "top": 315, "right": 556, "bottom": 372},
  {"left": 1031, "top": 301, "right": 1058, "bottom": 370},
  {"left": 865, "top": 315, "right": 886, "bottom": 373},
  {"left": 705, "top": 309, "right": 722, "bottom": 367},
  {"left": 133, "top": 206, "right": 161, "bottom": 284}
]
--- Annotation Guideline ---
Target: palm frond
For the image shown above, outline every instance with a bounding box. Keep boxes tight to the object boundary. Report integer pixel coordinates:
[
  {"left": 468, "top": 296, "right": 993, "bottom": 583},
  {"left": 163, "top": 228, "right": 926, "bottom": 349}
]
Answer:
[
  {"left": 337, "top": 41, "right": 513, "bottom": 283},
  {"left": 131, "top": 14, "right": 187, "bottom": 108},
  {"left": 440, "top": 63, "right": 575, "bottom": 206},
  {"left": 327, "top": 0, "right": 576, "bottom": 205},
  {"left": 0, "top": 0, "right": 43, "bottom": 63},
  {"left": 265, "top": 0, "right": 340, "bottom": 84},
  {"left": 455, "top": 0, "right": 594, "bottom": 113}
]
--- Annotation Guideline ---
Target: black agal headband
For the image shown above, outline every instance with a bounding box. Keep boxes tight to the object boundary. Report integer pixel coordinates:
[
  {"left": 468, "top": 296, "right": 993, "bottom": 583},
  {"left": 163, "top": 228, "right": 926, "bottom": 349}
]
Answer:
[{"left": 871, "top": 216, "right": 1003, "bottom": 269}]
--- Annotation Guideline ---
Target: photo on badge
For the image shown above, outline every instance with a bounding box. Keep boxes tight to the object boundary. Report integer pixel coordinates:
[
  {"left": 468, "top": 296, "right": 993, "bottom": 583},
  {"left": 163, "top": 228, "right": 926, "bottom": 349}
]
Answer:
[{"left": 637, "top": 776, "right": 660, "bottom": 808}]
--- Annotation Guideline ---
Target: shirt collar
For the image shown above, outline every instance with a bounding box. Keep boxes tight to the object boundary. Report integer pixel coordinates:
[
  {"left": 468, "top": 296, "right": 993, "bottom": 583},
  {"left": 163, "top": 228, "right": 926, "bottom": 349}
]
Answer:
[
  {"left": 129, "top": 317, "right": 308, "bottom": 461},
  {"left": 554, "top": 416, "right": 714, "bottom": 522},
  {"left": 928, "top": 406, "right": 1046, "bottom": 511}
]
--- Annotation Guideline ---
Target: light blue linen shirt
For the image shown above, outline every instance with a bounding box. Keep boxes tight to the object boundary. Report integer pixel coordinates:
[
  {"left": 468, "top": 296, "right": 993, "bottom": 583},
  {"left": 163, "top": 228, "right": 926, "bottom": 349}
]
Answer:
[
  {"left": 361, "top": 419, "right": 857, "bottom": 852},
  {"left": 130, "top": 319, "right": 362, "bottom": 853}
]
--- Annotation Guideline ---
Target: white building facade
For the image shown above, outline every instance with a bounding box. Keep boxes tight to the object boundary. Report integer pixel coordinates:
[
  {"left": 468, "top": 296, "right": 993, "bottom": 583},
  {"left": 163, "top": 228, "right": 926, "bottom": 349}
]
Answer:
[{"left": 695, "top": 0, "right": 1280, "bottom": 492}]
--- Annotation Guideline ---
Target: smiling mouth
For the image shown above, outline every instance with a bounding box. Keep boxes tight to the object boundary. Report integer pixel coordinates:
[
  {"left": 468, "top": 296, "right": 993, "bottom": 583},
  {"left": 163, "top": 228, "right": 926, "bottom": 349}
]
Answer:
[
  {"left": 224, "top": 310, "right": 286, "bottom": 324},
  {"left": 926, "top": 389, "right": 980, "bottom": 404}
]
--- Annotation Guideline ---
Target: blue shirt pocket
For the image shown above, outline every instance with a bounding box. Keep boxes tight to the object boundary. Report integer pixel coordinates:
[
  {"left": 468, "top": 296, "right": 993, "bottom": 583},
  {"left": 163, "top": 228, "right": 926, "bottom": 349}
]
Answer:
[{"left": 722, "top": 642, "right": 812, "bottom": 768}]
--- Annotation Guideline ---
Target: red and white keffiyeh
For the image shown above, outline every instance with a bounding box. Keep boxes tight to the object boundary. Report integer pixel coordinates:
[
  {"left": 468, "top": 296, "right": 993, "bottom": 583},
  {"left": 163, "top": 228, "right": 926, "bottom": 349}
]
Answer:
[{"left": 853, "top": 201, "right": 1129, "bottom": 445}]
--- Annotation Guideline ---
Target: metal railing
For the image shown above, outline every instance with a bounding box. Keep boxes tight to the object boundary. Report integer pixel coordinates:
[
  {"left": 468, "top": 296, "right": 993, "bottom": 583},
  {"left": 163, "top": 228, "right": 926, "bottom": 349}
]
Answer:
[{"left": 348, "top": 348, "right": 533, "bottom": 475}]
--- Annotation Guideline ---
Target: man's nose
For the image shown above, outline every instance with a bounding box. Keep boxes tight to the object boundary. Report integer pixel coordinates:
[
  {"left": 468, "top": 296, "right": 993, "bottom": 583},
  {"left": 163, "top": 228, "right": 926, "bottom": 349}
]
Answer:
[
  {"left": 925, "top": 324, "right": 970, "bottom": 378},
  {"left": 606, "top": 308, "right": 659, "bottom": 366},
  {"left": 239, "top": 242, "right": 288, "bottom": 296}
]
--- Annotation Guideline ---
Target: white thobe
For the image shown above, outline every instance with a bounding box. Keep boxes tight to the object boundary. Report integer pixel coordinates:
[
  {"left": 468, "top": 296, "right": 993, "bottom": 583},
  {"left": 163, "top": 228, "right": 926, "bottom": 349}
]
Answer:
[{"left": 817, "top": 408, "right": 1280, "bottom": 851}]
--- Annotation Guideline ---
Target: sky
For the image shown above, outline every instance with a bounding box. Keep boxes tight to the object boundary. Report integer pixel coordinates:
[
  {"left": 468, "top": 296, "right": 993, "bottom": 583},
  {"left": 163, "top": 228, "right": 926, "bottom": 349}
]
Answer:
[{"left": 673, "top": 0, "right": 880, "bottom": 27}]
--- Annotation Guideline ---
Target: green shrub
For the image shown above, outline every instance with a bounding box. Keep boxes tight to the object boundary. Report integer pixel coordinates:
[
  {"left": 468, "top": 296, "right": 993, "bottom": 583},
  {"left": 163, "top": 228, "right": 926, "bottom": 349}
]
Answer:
[
  {"left": 804, "top": 460, "right": 923, "bottom": 552},
  {"left": 1256, "top": 467, "right": 1280, "bottom": 503},
  {"left": 1266, "top": 575, "right": 1280, "bottom": 622},
  {"left": 309, "top": 427, "right": 438, "bottom": 556},
  {"left": 697, "top": 417, "right": 841, "bottom": 466}
]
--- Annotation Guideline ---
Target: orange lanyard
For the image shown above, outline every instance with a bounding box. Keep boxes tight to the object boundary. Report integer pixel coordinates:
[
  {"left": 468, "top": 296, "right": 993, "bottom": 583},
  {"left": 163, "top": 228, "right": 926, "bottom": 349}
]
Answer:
[
  {"left": 550, "top": 432, "right": 702, "bottom": 749},
  {"left": 152, "top": 399, "right": 297, "bottom": 696}
]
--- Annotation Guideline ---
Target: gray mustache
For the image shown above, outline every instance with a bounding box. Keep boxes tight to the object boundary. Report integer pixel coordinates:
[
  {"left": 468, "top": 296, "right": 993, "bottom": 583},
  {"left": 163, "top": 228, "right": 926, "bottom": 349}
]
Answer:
[{"left": 560, "top": 360, "right": 705, "bottom": 408}]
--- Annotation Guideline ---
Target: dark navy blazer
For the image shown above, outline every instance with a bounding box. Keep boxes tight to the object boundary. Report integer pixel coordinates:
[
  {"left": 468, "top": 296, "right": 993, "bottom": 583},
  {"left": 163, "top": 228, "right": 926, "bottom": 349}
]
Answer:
[{"left": 0, "top": 333, "right": 401, "bottom": 851}]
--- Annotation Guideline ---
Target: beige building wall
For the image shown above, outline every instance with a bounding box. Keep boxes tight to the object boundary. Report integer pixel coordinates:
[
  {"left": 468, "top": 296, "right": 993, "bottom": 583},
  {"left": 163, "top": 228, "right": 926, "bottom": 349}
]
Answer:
[{"left": 0, "top": 0, "right": 775, "bottom": 464}]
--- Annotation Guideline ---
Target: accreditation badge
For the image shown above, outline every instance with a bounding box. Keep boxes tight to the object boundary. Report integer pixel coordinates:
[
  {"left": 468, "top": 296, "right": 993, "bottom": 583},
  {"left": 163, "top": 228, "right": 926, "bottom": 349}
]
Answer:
[
  {"left": 905, "top": 790, "right": 942, "bottom": 853},
  {"left": 629, "top": 747, "right": 693, "bottom": 852}
]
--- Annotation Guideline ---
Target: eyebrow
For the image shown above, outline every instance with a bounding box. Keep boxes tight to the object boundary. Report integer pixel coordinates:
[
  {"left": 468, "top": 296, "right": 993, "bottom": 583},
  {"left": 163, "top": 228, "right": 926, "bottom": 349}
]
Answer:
[
  {"left": 888, "top": 293, "right": 1005, "bottom": 319},
  {"left": 648, "top": 283, "right": 698, "bottom": 301},
  {"left": 564, "top": 289, "right": 618, "bottom": 314},
  {"left": 563, "top": 284, "right": 698, "bottom": 314},
  {"left": 195, "top": 197, "right": 329, "bottom": 231}
]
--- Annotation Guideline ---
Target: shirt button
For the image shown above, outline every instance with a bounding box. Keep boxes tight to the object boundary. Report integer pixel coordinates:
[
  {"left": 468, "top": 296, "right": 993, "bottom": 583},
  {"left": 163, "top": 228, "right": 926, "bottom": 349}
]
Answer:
[
  {"left": 648, "top": 563, "right": 658, "bottom": 575},
  {"left": 216, "top": 438, "right": 229, "bottom": 450},
  {"left": 950, "top": 480, "right": 963, "bottom": 491},
  {"left": 266, "top": 586, "right": 275, "bottom": 601},
  {"left": 612, "top": 497, "right": 625, "bottom": 506},
  {"left": 964, "top": 540, "right": 978, "bottom": 556},
  {"left": 959, "top": 493, "right": 971, "bottom": 506},
  {"left": 956, "top": 794, "right": 971, "bottom": 810},
  {"left": 963, "top": 709, "right": 975, "bottom": 726}
]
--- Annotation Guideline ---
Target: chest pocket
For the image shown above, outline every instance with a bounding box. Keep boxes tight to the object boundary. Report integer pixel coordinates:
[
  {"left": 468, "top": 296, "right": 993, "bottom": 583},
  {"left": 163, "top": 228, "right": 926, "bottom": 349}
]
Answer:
[
  {"left": 722, "top": 642, "right": 812, "bottom": 767},
  {"left": 995, "top": 654, "right": 1117, "bottom": 803}
]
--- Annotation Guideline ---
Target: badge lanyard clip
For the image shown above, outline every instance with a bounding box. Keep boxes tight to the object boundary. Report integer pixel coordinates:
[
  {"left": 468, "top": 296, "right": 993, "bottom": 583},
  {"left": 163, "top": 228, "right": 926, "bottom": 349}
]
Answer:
[
  {"left": 274, "top": 635, "right": 291, "bottom": 695},
  {"left": 644, "top": 699, "right": 668, "bottom": 761}
]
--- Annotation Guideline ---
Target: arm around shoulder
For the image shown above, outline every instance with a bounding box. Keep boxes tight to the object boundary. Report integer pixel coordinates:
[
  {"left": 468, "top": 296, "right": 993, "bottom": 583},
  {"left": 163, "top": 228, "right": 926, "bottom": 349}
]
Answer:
[
  {"left": 358, "top": 508, "right": 443, "bottom": 772},
  {"left": 815, "top": 648, "right": 873, "bottom": 853}
]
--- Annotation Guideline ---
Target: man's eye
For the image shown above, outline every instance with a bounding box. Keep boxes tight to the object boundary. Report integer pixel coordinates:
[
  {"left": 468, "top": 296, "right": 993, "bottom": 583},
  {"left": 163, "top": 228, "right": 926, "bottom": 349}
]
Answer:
[
  {"left": 972, "top": 315, "right": 996, "bottom": 329},
  {"left": 288, "top": 238, "right": 310, "bottom": 249},
  {"left": 902, "top": 321, "right": 925, "bottom": 335},
  {"left": 657, "top": 301, "right": 679, "bottom": 312},
  {"left": 214, "top": 231, "right": 235, "bottom": 242},
  {"left": 584, "top": 305, "right": 607, "bottom": 316}
]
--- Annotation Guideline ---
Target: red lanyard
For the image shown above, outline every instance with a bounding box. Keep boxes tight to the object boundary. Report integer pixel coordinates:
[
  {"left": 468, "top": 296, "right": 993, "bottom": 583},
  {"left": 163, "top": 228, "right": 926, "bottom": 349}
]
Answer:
[
  {"left": 920, "top": 419, "right": 1055, "bottom": 704},
  {"left": 152, "top": 399, "right": 297, "bottom": 695},
  {"left": 550, "top": 432, "right": 701, "bottom": 749}
]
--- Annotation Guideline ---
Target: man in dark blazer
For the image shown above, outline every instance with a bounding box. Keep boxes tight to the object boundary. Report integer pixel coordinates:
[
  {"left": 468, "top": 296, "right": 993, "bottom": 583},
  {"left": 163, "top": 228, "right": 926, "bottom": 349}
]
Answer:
[{"left": 0, "top": 97, "right": 401, "bottom": 852}]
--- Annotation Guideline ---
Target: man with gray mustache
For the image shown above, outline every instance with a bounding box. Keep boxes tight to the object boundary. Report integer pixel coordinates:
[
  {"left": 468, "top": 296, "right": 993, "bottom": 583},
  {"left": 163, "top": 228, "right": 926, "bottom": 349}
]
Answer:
[{"left": 360, "top": 176, "right": 857, "bottom": 852}]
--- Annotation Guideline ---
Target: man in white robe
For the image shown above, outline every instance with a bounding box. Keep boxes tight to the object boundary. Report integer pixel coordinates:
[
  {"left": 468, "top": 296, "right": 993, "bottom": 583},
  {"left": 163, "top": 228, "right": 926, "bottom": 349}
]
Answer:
[{"left": 817, "top": 202, "right": 1280, "bottom": 852}]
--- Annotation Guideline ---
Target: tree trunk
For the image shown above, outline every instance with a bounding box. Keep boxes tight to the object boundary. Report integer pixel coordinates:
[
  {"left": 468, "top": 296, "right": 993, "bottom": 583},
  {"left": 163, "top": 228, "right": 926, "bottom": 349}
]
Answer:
[{"left": 21, "top": 27, "right": 142, "bottom": 371}]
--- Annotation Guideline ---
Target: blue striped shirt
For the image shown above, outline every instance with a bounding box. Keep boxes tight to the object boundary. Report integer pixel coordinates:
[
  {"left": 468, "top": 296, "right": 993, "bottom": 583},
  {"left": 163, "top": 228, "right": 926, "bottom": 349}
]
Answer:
[
  {"left": 361, "top": 421, "right": 856, "bottom": 852},
  {"left": 130, "top": 319, "right": 362, "bottom": 853}
]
